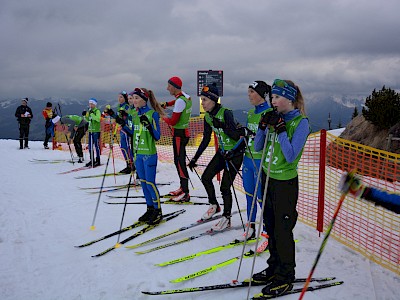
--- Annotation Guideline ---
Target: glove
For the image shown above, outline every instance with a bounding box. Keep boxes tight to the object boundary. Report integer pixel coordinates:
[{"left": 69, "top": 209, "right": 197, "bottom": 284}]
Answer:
[
  {"left": 140, "top": 114, "right": 150, "bottom": 127},
  {"left": 82, "top": 110, "right": 87, "bottom": 116},
  {"left": 212, "top": 118, "right": 225, "bottom": 129},
  {"left": 107, "top": 108, "right": 115, "bottom": 117},
  {"left": 103, "top": 106, "right": 115, "bottom": 117},
  {"left": 223, "top": 150, "right": 235, "bottom": 161},
  {"left": 274, "top": 116, "right": 286, "bottom": 134},
  {"left": 258, "top": 110, "right": 275, "bottom": 130},
  {"left": 119, "top": 110, "right": 128, "bottom": 118},
  {"left": 115, "top": 115, "right": 125, "bottom": 126},
  {"left": 160, "top": 102, "right": 167, "bottom": 109},
  {"left": 188, "top": 158, "right": 198, "bottom": 171},
  {"left": 338, "top": 172, "right": 366, "bottom": 198},
  {"left": 238, "top": 127, "right": 255, "bottom": 137}
]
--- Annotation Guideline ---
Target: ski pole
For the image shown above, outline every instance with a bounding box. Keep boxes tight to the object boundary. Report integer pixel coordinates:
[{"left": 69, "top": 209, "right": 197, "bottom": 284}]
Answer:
[
  {"left": 246, "top": 131, "right": 276, "bottom": 300},
  {"left": 234, "top": 135, "right": 265, "bottom": 282},
  {"left": 214, "top": 129, "right": 245, "bottom": 230},
  {"left": 57, "top": 103, "right": 75, "bottom": 164},
  {"left": 299, "top": 169, "right": 357, "bottom": 300},
  {"left": 115, "top": 124, "right": 142, "bottom": 245},
  {"left": 90, "top": 129, "right": 117, "bottom": 230}
]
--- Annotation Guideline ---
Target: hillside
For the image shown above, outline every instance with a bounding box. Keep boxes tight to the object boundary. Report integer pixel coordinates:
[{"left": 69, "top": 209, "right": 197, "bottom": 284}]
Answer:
[{"left": 339, "top": 115, "right": 400, "bottom": 154}]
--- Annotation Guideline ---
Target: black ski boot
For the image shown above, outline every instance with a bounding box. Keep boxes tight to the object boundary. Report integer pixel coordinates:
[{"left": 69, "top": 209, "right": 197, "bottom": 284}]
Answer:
[
  {"left": 119, "top": 165, "right": 131, "bottom": 174},
  {"left": 252, "top": 267, "right": 275, "bottom": 285},
  {"left": 93, "top": 157, "right": 100, "bottom": 167},
  {"left": 261, "top": 277, "right": 294, "bottom": 297},
  {"left": 148, "top": 208, "right": 163, "bottom": 225},
  {"left": 78, "top": 157, "right": 84, "bottom": 163},
  {"left": 138, "top": 206, "right": 154, "bottom": 222}
]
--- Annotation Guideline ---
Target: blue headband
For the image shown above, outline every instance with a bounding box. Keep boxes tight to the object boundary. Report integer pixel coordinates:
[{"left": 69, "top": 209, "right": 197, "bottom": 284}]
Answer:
[{"left": 271, "top": 81, "right": 297, "bottom": 102}]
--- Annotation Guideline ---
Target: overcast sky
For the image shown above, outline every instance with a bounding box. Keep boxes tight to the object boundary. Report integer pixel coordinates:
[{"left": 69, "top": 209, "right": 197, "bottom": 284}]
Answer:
[{"left": 1, "top": 0, "right": 400, "bottom": 113}]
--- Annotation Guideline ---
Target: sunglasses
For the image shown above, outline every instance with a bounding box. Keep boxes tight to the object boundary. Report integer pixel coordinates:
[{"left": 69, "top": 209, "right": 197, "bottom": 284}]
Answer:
[
  {"left": 202, "top": 86, "right": 210, "bottom": 92},
  {"left": 273, "top": 79, "right": 287, "bottom": 88}
]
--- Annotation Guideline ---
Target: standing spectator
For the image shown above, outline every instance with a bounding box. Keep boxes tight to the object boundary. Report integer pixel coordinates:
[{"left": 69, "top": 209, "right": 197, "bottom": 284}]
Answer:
[
  {"left": 82, "top": 98, "right": 101, "bottom": 167},
  {"left": 59, "top": 115, "right": 88, "bottom": 163},
  {"left": 15, "top": 98, "right": 33, "bottom": 149},
  {"left": 161, "top": 76, "right": 192, "bottom": 202},
  {"left": 252, "top": 79, "right": 310, "bottom": 297},
  {"left": 188, "top": 84, "right": 243, "bottom": 231},
  {"left": 42, "top": 102, "right": 55, "bottom": 149}
]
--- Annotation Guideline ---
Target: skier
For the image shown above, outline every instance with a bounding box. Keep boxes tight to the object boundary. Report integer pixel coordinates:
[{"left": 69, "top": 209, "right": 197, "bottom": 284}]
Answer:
[
  {"left": 116, "top": 91, "right": 134, "bottom": 174},
  {"left": 15, "top": 98, "right": 33, "bottom": 149},
  {"left": 188, "top": 83, "right": 243, "bottom": 231},
  {"left": 338, "top": 171, "right": 400, "bottom": 214},
  {"left": 58, "top": 115, "right": 88, "bottom": 163},
  {"left": 117, "top": 88, "right": 164, "bottom": 225},
  {"left": 42, "top": 102, "right": 55, "bottom": 149},
  {"left": 252, "top": 79, "right": 310, "bottom": 297},
  {"left": 235, "top": 81, "right": 272, "bottom": 254},
  {"left": 82, "top": 98, "right": 101, "bottom": 167},
  {"left": 161, "top": 76, "right": 192, "bottom": 202}
]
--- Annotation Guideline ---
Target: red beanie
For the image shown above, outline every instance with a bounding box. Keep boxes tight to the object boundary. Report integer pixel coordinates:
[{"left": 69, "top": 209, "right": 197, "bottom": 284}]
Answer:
[{"left": 168, "top": 76, "right": 182, "bottom": 89}]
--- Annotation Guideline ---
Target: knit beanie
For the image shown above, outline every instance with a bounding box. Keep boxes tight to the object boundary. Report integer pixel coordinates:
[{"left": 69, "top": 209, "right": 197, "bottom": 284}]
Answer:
[
  {"left": 200, "top": 83, "right": 220, "bottom": 102},
  {"left": 168, "top": 76, "right": 182, "bottom": 89},
  {"left": 120, "top": 91, "right": 128, "bottom": 103},
  {"left": 46, "top": 102, "right": 52, "bottom": 107},
  {"left": 89, "top": 98, "right": 98, "bottom": 106},
  {"left": 21, "top": 98, "right": 28, "bottom": 103},
  {"left": 249, "top": 81, "right": 271, "bottom": 99}
]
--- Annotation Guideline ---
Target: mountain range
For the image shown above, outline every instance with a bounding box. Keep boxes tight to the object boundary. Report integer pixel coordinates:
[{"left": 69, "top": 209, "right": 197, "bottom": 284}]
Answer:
[{"left": 1, "top": 96, "right": 363, "bottom": 142}]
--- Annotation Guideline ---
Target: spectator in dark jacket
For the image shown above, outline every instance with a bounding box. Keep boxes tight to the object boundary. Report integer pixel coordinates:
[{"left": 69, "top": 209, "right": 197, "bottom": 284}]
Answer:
[{"left": 15, "top": 98, "right": 33, "bottom": 149}]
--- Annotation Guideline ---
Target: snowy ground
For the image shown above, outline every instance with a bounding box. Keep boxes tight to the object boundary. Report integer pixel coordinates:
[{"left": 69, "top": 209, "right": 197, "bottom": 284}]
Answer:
[{"left": 0, "top": 139, "right": 398, "bottom": 300}]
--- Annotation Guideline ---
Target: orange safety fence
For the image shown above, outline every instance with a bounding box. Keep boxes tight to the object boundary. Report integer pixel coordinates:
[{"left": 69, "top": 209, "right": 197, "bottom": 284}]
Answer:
[{"left": 53, "top": 120, "right": 400, "bottom": 275}]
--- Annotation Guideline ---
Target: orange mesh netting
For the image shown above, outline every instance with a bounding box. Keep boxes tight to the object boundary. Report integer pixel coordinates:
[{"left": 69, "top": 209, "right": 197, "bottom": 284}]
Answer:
[{"left": 53, "top": 121, "right": 399, "bottom": 275}]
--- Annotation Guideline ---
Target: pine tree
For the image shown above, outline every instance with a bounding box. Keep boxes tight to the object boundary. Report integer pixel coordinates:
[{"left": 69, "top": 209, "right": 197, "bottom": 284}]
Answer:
[
  {"left": 352, "top": 107, "right": 359, "bottom": 119},
  {"left": 362, "top": 86, "right": 400, "bottom": 130}
]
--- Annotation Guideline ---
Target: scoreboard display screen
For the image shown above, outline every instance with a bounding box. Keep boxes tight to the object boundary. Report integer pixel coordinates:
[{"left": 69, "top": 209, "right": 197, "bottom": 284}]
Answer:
[{"left": 197, "top": 70, "right": 223, "bottom": 97}]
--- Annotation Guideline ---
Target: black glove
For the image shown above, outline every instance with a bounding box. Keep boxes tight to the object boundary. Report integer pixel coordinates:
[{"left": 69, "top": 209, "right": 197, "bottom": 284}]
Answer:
[
  {"left": 82, "top": 110, "right": 87, "bottom": 116},
  {"left": 258, "top": 110, "right": 276, "bottom": 130},
  {"left": 115, "top": 115, "right": 125, "bottom": 126},
  {"left": 238, "top": 127, "right": 254, "bottom": 137},
  {"left": 212, "top": 118, "right": 225, "bottom": 129},
  {"left": 223, "top": 150, "right": 235, "bottom": 161},
  {"left": 274, "top": 116, "right": 286, "bottom": 134},
  {"left": 119, "top": 110, "right": 128, "bottom": 118},
  {"left": 140, "top": 114, "right": 150, "bottom": 127},
  {"left": 104, "top": 108, "right": 115, "bottom": 117},
  {"left": 188, "top": 158, "right": 198, "bottom": 171}
]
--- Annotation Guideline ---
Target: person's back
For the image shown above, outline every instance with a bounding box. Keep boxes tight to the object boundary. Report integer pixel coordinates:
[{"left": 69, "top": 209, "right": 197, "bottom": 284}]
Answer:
[{"left": 42, "top": 102, "right": 54, "bottom": 149}]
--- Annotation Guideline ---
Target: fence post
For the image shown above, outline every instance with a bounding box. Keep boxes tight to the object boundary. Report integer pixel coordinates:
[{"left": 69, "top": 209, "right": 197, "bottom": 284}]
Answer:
[{"left": 317, "top": 129, "right": 327, "bottom": 233}]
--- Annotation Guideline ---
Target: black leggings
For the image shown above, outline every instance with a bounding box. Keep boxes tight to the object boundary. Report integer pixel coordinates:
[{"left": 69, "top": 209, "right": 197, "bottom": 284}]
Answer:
[
  {"left": 201, "top": 151, "right": 243, "bottom": 216},
  {"left": 73, "top": 127, "right": 87, "bottom": 157},
  {"left": 173, "top": 130, "right": 190, "bottom": 193},
  {"left": 262, "top": 173, "right": 298, "bottom": 280}
]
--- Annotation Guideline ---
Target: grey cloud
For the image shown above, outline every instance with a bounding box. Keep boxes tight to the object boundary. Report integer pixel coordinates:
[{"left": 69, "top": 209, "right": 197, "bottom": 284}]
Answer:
[{"left": 0, "top": 0, "right": 399, "bottom": 109}]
